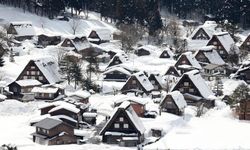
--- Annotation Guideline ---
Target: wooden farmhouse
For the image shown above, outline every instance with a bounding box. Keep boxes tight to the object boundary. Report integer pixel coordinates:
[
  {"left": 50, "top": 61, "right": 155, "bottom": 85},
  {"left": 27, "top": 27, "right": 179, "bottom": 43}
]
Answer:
[
  {"left": 207, "top": 32, "right": 238, "bottom": 60},
  {"left": 8, "top": 79, "right": 42, "bottom": 99},
  {"left": 103, "top": 66, "right": 132, "bottom": 82},
  {"left": 106, "top": 53, "right": 129, "bottom": 69},
  {"left": 48, "top": 102, "right": 81, "bottom": 128},
  {"left": 114, "top": 97, "right": 148, "bottom": 117},
  {"left": 175, "top": 52, "right": 202, "bottom": 74},
  {"left": 202, "top": 64, "right": 227, "bottom": 81},
  {"left": 165, "top": 66, "right": 180, "bottom": 77},
  {"left": 240, "top": 34, "right": 250, "bottom": 51},
  {"left": 159, "top": 48, "right": 174, "bottom": 59},
  {"left": 16, "top": 58, "right": 61, "bottom": 85},
  {"left": 66, "top": 90, "right": 91, "bottom": 104},
  {"left": 99, "top": 101, "right": 145, "bottom": 147},
  {"left": 32, "top": 118, "right": 77, "bottom": 145},
  {"left": 31, "top": 85, "right": 60, "bottom": 100},
  {"left": 135, "top": 45, "right": 161, "bottom": 56},
  {"left": 159, "top": 91, "right": 187, "bottom": 116},
  {"left": 238, "top": 100, "right": 250, "bottom": 120},
  {"left": 61, "top": 36, "right": 91, "bottom": 52},
  {"left": 194, "top": 46, "right": 225, "bottom": 66},
  {"left": 190, "top": 21, "right": 218, "bottom": 40},
  {"left": 7, "top": 22, "right": 35, "bottom": 41},
  {"left": 234, "top": 61, "right": 250, "bottom": 84},
  {"left": 121, "top": 72, "right": 154, "bottom": 95},
  {"left": 38, "top": 34, "right": 61, "bottom": 47},
  {"left": 148, "top": 73, "right": 164, "bottom": 91},
  {"left": 171, "top": 70, "right": 215, "bottom": 105},
  {"left": 88, "top": 28, "right": 111, "bottom": 44}
]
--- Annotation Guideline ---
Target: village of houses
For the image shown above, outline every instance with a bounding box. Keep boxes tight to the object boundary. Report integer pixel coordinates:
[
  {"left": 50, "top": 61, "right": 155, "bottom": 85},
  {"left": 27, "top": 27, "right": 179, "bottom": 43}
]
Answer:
[{"left": 0, "top": 5, "right": 250, "bottom": 150}]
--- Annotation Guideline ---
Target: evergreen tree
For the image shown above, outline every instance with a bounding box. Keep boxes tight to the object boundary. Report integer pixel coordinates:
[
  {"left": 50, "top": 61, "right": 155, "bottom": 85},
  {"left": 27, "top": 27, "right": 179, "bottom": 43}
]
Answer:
[{"left": 229, "top": 84, "right": 250, "bottom": 106}]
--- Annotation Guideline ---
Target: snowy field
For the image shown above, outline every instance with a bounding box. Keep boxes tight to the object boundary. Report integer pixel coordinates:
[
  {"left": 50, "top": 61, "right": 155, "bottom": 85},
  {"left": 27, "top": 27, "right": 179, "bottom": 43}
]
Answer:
[{"left": 1, "top": 99, "right": 250, "bottom": 149}]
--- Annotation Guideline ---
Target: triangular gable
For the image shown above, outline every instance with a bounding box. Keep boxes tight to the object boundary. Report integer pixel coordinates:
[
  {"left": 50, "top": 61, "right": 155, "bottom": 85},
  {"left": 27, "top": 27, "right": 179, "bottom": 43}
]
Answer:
[
  {"left": 148, "top": 74, "right": 163, "bottom": 89},
  {"left": 16, "top": 60, "right": 50, "bottom": 84},
  {"left": 165, "top": 66, "right": 180, "bottom": 77},
  {"left": 171, "top": 70, "right": 213, "bottom": 99},
  {"left": 240, "top": 34, "right": 250, "bottom": 49},
  {"left": 88, "top": 30, "right": 101, "bottom": 40},
  {"left": 191, "top": 28, "right": 211, "bottom": 40},
  {"left": 121, "top": 72, "right": 154, "bottom": 93},
  {"left": 175, "top": 52, "right": 202, "bottom": 70},
  {"left": 100, "top": 103, "right": 145, "bottom": 135}
]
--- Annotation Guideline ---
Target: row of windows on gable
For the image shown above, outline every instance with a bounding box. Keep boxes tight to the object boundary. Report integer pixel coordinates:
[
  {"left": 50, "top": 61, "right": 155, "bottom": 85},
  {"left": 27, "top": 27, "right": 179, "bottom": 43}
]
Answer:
[
  {"left": 23, "top": 76, "right": 43, "bottom": 80},
  {"left": 179, "top": 88, "right": 195, "bottom": 93},
  {"left": 114, "top": 123, "right": 129, "bottom": 129},
  {"left": 27, "top": 71, "right": 40, "bottom": 75},
  {"left": 35, "top": 93, "right": 54, "bottom": 98}
]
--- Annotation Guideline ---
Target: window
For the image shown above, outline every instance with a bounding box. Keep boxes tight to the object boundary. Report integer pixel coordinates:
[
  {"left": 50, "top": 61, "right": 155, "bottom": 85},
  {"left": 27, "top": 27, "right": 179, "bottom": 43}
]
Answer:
[
  {"left": 31, "top": 71, "right": 36, "bottom": 75},
  {"left": 31, "top": 76, "right": 36, "bottom": 79},
  {"left": 119, "top": 117, "right": 124, "bottom": 122},
  {"left": 151, "top": 80, "right": 155, "bottom": 84},
  {"left": 219, "top": 50, "right": 224, "bottom": 54},
  {"left": 181, "top": 60, "right": 186, "bottom": 64},
  {"left": 123, "top": 124, "right": 129, "bottom": 129},
  {"left": 38, "top": 76, "right": 43, "bottom": 80},
  {"left": 247, "top": 42, "right": 250, "bottom": 45},
  {"left": 218, "top": 46, "right": 222, "bottom": 49},
  {"left": 213, "top": 41, "right": 217, "bottom": 45},
  {"left": 132, "top": 80, "right": 136, "bottom": 84},
  {"left": 189, "top": 88, "right": 194, "bottom": 93},
  {"left": 21, "top": 89, "right": 24, "bottom": 93},
  {"left": 164, "top": 53, "right": 167, "bottom": 56},
  {"left": 37, "top": 71, "right": 40, "bottom": 75},
  {"left": 26, "top": 71, "right": 30, "bottom": 75},
  {"left": 67, "top": 41, "right": 71, "bottom": 45},
  {"left": 31, "top": 66, "right": 35, "bottom": 69},
  {"left": 49, "top": 94, "right": 53, "bottom": 98},
  {"left": 115, "top": 61, "right": 119, "bottom": 64},
  {"left": 184, "top": 82, "right": 189, "bottom": 86},
  {"left": 114, "top": 123, "right": 119, "bottom": 128},
  {"left": 179, "top": 88, "right": 184, "bottom": 92},
  {"left": 23, "top": 76, "right": 28, "bottom": 79}
]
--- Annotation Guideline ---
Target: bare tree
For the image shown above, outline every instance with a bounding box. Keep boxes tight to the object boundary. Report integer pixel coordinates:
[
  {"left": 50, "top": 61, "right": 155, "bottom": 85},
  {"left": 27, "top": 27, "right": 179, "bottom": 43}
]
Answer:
[
  {"left": 70, "top": 19, "right": 81, "bottom": 35},
  {"left": 115, "top": 23, "right": 146, "bottom": 53},
  {"left": 165, "top": 19, "right": 181, "bottom": 48}
]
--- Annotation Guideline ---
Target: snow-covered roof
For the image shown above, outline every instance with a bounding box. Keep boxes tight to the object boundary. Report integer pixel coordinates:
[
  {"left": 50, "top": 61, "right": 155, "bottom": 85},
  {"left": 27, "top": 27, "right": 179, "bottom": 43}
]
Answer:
[
  {"left": 10, "top": 21, "right": 35, "bottom": 36},
  {"left": 48, "top": 102, "right": 80, "bottom": 114},
  {"left": 133, "top": 72, "right": 154, "bottom": 92},
  {"left": 72, "top": 39, "right": 91, "bottom": 52},
  {"left": 88, "top": 28, "right": 112, "bottom": 41},
  {"left": 190, "top": 21, "right": 219, "bottom": 39},
  {"left": 195, "top": 46, "right": 225, "bottom": 65},
  {"left": 0, "top": 94, "right": 7, "bottom": 100},
  {"left": 150, "top": 73, "right": 164, "bottom": 87},
  {"left": 106, "top": 52, "right": 129, "bottom": 68},
  {"left": 161, "top": 91, "right": 187, "bottom": 109},
  {"left": 31, "top": 86, "right": 59, "bottom": 94},
  {"left": 173, "top": 70, "right": 214, "bottom": 99},
  {"left": 222, "top": 79, "right": 247, "bottom": 96},
  {"left": 33, "top": 58, "right": 61, "bottom": 84},
  {"left": 213, "top": 32, "right": 238, "bottom": 53},
  {"left": 64, "top": 50, "right": 82, "bottom": 59},
  {"left": 51, "top": 115, "right": 77, "bottom": 123},
  {"left": 137, "top": 45, "right": 162, "bottom": 56},
  {"left": 177, "top": 52, "right": 202, "bottom": 69},
  {"left": 34, "top": 118, "right": 62, "bottom": 130},
  {"left": 114, "top": 96, "right": 148, "bottom": 106},
  {"left": 103, "top": 66, "right": 132, "bottom": 76},
  {"left": 67, "top": 90, "right": 91, "bottom": 99},
  {"left": 100, "top": 101, "right": 145, "bottom": 135},
  {"left": 15, "top": 79, "right": 42, "bottom": 87}
]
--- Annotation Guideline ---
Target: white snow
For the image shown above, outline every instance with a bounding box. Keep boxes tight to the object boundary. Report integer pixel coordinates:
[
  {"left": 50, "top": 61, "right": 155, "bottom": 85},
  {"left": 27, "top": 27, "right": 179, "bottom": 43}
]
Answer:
[{"left": 15, "top": 79, "right": 42, "bottom": 87}]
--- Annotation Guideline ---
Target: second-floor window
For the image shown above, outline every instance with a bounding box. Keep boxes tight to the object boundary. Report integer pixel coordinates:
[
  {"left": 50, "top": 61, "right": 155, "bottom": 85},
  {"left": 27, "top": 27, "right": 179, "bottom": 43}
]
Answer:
[
  {"left": 114, "top": 123, "right": 119, "bottom": 128},
  {"left": 184, "top": 82, "right": 189, "bottom": 86}
]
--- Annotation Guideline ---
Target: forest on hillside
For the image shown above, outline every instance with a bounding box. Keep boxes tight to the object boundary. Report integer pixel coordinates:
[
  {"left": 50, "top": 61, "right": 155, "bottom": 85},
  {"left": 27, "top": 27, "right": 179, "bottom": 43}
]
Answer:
[{"left": 0, "top": 0, "right": 249, "bottom": 31}]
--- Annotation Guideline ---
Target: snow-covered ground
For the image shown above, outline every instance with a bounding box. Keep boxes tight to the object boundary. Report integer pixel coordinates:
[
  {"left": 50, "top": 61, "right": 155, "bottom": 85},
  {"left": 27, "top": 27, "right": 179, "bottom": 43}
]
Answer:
[{"left": 2, "top": 99, "right": 250, "bottom": 149}]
